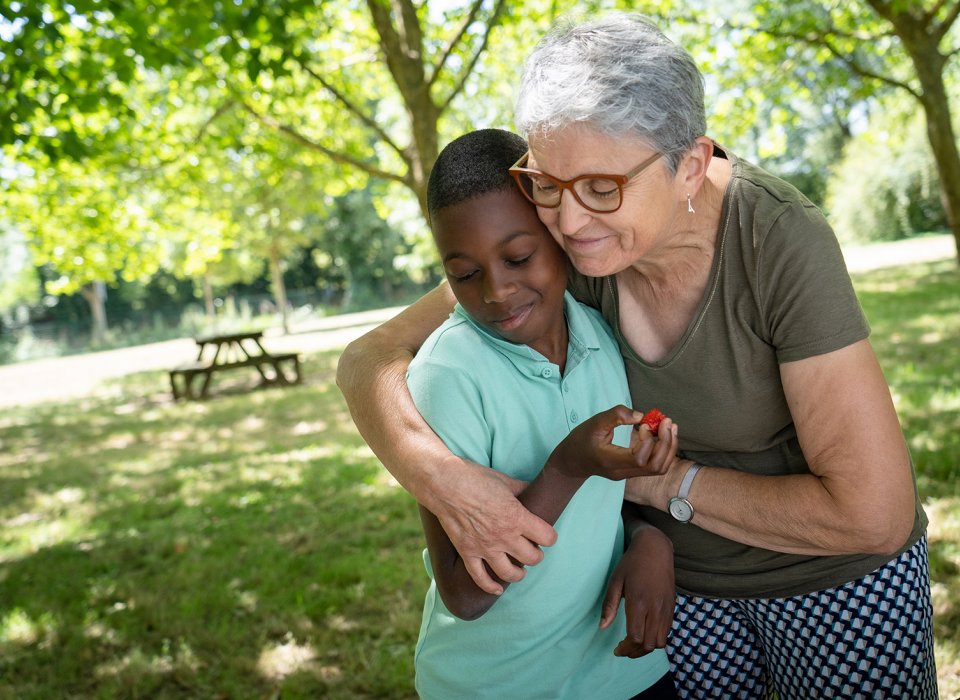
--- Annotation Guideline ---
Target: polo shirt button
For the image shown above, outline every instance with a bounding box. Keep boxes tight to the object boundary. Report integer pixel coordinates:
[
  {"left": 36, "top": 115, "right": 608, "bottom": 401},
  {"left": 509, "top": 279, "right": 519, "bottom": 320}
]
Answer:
[
  {"left": 570, "top": 411, "right": 579, "bottom": 423},
  {"left": 541, "top": 367, "right": 553, "bottom": 378}
]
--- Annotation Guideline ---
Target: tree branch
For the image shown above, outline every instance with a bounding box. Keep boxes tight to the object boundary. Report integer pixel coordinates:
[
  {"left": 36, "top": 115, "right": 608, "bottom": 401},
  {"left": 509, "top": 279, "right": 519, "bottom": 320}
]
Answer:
[
  {"left": 294, "top": 56, "right": 407, "bottom": 160},
  {"left": 366, "top": 0, "right": 424, "bottom": 97},
  {"left": 737, "top": 16, "right": 920, "bottom": 98},
  {"left": 427, "top": 0, "right": 486, "bottom": 88},
  {"left": 819, "top": 35, "right": 920, "bottom": 96},
  {"left": 238, "top": 101, "right": 412, "bottom": 187},
  {"left": 931, "top": 0, "right": 960, "bottom": 41},
  {"left": 439, "top": 0, "right": 507, "bottom": 112},
  {"left": 195, "top": 99, "right": 237, "bottom": 143}
]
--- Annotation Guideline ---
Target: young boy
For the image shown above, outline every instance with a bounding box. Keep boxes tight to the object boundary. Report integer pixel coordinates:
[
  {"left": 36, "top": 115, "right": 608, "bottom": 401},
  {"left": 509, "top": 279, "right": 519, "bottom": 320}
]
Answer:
[{"left": 407, "top": 128, "right": 678, "bottom": 699}]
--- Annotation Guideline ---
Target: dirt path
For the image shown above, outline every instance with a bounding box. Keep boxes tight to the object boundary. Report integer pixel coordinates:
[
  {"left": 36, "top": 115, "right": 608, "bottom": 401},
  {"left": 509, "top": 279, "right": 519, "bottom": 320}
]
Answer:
[
  {"left": 1, "top": 234, "right": 954, "bottom": 409},
  {"left": 0, "top": 306, "right": 406, "bottom": 409}
]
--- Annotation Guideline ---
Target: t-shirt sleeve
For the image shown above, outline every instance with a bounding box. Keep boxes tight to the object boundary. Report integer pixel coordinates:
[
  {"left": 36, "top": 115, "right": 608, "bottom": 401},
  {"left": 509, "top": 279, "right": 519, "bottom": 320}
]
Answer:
[
  {"left": 407, "top": 357, "right": 493, "bottom": 467},
  {"left": 756, "top": 201, "right": 870, "bottom": 363}
]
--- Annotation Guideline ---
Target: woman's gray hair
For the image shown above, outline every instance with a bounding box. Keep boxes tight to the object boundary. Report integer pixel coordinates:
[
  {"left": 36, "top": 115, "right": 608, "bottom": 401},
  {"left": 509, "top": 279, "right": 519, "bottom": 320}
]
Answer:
[{"left": 515, "top": 13, "right": 706, "bottom": 172}]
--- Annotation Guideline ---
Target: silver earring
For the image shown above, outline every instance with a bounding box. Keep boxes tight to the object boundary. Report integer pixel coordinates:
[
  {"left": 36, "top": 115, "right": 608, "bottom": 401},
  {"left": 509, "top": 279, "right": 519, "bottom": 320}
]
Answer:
[{"left": 687, "top": 194, "right": 696, "bottom": 214}]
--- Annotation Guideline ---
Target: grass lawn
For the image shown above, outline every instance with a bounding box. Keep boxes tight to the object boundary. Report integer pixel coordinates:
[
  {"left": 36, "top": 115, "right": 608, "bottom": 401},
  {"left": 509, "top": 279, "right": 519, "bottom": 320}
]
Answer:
[{"left": 1, "top": 258, "right": 958, "bottom": 699}]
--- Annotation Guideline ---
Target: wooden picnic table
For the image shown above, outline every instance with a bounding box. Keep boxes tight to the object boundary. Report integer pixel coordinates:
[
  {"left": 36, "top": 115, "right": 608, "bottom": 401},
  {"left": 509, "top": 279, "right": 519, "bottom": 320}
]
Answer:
[{"left": 169, "top": 330, "right": 301, "bottom": 400}]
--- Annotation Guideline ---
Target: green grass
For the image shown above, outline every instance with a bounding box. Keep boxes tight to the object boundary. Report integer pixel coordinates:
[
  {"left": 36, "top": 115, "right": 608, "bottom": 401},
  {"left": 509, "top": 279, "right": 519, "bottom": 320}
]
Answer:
[
  {"left": 1, "top": 258, "right": 959, "bottom": 698},
  {"left": 852, "top": 259, "right": 960, "bottom": 698},
  {"left": 0, "top": 354, "right": 424, "bottom": 699}
]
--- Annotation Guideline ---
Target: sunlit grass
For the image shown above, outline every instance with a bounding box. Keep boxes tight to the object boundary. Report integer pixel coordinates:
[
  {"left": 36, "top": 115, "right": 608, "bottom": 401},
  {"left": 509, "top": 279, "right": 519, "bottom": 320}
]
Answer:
[
  {"left": 0, "top": 258, "right": 958, "bottom": 698},
  {"left": 0, "top": 351, "right": 423, "bottom": 698},
  {"left": 852, "top": 259, "right": 960, "bottom": 698}
]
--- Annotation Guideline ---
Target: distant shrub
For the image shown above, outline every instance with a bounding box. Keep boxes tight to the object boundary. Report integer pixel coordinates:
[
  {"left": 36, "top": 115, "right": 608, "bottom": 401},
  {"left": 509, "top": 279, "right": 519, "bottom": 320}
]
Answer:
[{"left": 826, "top": 109, "right": 946, "bottom": 243}]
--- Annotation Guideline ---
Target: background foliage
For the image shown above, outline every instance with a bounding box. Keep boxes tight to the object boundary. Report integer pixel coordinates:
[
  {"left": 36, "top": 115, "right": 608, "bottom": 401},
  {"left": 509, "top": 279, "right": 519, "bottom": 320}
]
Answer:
[{"left": 1, "top": 0, "right": 958, "bottom": 360}]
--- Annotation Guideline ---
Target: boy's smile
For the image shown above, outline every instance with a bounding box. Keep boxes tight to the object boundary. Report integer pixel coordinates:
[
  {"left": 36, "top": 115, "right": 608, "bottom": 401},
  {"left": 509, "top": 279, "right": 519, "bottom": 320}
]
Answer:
[{"left": 431, "top": 187, "right": 569, "bottom": 367}]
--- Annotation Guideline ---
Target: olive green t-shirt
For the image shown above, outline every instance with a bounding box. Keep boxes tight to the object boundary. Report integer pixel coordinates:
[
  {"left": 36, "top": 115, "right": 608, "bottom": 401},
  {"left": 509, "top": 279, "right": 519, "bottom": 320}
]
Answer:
[{"left": 568, "top": 148, "right": 927, "bottom": 599}]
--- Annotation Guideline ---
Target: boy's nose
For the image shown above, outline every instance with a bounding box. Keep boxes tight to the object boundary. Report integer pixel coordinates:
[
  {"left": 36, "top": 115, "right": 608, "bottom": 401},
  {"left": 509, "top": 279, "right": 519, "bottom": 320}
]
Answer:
[{"left": 482, "top": 270, "right": 516, "bottom": 304}]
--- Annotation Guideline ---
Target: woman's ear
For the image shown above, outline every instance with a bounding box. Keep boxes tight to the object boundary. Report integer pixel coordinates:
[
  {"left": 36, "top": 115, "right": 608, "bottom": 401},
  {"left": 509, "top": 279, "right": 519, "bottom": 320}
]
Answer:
[{"left": 680, "top": 136, "right": 714, "bottom": 195}]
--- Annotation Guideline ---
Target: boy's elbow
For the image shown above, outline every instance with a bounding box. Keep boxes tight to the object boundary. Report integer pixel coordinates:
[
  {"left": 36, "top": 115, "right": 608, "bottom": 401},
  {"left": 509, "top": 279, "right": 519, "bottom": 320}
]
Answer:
[{"left": 439, "top": 590, "right": 496, "bottom": 621}]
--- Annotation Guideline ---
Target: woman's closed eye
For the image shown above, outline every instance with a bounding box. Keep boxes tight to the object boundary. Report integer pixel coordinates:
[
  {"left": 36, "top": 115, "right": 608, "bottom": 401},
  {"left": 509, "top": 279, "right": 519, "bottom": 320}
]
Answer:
[
  {"left": 586, "top": 179, "right": 619, "bottom": 198},
  {"left": 531, "top": 177, "right": 558, "bottom": 195}
]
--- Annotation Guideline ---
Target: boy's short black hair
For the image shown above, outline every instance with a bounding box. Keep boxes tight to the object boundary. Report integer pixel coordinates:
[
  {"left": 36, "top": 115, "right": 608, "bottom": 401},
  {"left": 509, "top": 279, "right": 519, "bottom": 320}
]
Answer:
[{"left": 427, "top": 128, "right": 527, "bottom": 223}]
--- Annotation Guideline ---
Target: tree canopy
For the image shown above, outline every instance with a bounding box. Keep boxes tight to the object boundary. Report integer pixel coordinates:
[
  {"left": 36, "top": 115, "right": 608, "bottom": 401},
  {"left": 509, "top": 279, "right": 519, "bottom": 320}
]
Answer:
[{"left": 1, "top": 0, "right": 958, "bottom": 342}]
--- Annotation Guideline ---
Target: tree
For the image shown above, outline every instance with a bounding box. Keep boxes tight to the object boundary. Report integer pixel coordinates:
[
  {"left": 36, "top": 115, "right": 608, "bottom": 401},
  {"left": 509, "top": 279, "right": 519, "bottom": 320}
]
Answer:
[
  {"left": 729, "top": 1, "right": 960, "bottom": 263},
  {"left": 1, "top": 154, "right": 167, "bottom": 344},
  {"left": 1, "top": 0, "right": 532, "bottom": 222}
]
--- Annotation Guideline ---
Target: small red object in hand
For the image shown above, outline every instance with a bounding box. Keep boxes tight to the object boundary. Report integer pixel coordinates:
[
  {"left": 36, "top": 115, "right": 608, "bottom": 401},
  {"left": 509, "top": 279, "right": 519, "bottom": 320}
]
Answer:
[{"left": 639, "top": 408, "right": 666, "bottom": 435}]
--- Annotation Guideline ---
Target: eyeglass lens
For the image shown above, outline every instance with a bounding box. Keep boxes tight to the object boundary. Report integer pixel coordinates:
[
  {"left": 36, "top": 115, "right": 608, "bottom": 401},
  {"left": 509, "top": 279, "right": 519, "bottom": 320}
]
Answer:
[{"left": 519, "top": 174, "right": 623, "bottom": 213}]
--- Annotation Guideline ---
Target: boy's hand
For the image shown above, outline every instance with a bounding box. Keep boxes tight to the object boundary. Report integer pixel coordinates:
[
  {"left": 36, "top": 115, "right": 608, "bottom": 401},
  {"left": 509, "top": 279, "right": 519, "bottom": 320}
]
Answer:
[
  {"left": 545, "top": 405, "right": 678, "bottom": 481},
  {"left": 599, "top": 523, "right": 675, "bottom": 658}
]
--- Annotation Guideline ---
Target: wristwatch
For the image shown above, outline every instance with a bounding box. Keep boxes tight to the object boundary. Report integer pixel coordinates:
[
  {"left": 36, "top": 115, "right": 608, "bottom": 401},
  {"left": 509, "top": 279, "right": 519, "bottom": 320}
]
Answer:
[{"left": 668, "top": 463, "right": 702, "bottom": 524}]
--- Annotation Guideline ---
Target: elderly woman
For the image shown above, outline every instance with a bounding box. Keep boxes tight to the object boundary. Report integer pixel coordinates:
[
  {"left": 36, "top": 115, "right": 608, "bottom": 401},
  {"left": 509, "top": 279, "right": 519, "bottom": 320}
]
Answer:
[{"left": 337, "top": 13, "right": 937, "bottom": 699}]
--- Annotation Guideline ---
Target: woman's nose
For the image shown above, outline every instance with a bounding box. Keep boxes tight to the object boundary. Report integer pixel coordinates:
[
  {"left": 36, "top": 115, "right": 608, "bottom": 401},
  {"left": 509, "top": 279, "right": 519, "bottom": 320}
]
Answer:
[{"left": 556, "top": 191, "right": 592, "bottom": 236}]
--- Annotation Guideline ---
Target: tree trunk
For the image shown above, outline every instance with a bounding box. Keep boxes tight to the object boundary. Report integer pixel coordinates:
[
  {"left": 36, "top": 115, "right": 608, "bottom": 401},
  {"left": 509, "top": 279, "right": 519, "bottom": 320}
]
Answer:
[
  {"left": 911, "top": 56, "right": 960, "bottom": 265},
  {"left": 80, "top": 281, "right": 108, "bottom": 345},
  {"left": 203, "top": 270, "right": 216, "bottom": 320},
  {"left": 866, "top": 0, "right": 960, "bottom": 265},
  {"left": 268, "top": 244, "right": 290, "bottom": 334}
]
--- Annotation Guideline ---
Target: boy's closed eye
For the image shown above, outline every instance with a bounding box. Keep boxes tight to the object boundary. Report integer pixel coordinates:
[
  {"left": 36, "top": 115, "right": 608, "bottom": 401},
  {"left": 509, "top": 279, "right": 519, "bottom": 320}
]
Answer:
[{"left": 446, "top": 252, "right": 535, "bottom": 284}]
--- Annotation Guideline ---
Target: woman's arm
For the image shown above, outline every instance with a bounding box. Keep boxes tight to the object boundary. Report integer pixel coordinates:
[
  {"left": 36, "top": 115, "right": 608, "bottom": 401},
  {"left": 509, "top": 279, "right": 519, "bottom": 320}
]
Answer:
[
  {"left": 336, "top": 284, "right": 556, "bottom": 594},
  {"left": 626, "top": 339, "right": 916, "bottom": 556},
  {"left": 427, "top": 407, "right": 677, "bottom": 620}
]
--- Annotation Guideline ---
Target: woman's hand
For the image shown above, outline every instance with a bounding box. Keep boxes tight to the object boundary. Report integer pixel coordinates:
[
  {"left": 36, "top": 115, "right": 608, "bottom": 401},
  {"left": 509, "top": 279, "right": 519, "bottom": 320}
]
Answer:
[
  {"left": 546, "top": 405, "right": 677, "bottom": 481},
  {"left": 430, "top": 458, "right": 557, "bottom": 595},
  {"left": 600, "top": 521, "right": 675, "bottom": 658}
]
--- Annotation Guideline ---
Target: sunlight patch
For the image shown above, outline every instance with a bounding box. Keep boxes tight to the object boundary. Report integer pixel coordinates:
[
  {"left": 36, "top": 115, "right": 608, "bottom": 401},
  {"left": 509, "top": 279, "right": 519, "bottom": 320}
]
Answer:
[
  {"left": 256, "top": 636, "right": 319, "bottom": 681},
  {"left": 94, "top": 639, "right": 200, "bottom": 679},
  {"left": 926, "top": 497, "right": 960, "bottom": 543},
  {"left": 238, "top": 415, "right": 265, "bottom": 432},
  {"left": 102, "top": 432, "right": 137, "bottom": 450},
  {"left": 326, "top": 614, "right": 357, "bottom": 632},
  {"left": 3, "top": 487, "right": 96, "bottom": 557},
  {"left": 0, "top": 608, "right": 56, "bottom": 648},
  {"left": 291, "top": 420, "right": 328, "bottom": 435}
]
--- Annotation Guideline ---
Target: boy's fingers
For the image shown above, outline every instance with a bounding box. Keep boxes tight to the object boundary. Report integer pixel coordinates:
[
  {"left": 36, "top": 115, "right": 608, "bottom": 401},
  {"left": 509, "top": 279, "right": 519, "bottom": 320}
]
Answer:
[
  {"left": 599, "top": 577, "right": 624, "bottom": 629},
  {"left": 596, "top": 404, "right": 640, "bottom": 431}
]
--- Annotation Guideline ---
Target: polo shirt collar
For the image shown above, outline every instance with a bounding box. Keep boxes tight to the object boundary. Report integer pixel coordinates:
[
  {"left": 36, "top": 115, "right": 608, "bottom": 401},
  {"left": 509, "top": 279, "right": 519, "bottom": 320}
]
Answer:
[{"left": 453, "top": 291, "right": 601, "bottom": 378}]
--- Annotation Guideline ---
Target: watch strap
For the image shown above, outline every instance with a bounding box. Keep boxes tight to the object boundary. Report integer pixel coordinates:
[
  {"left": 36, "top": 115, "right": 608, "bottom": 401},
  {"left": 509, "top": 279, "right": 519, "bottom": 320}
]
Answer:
[{"left": 677, "top": 463, "right": 702, "bottom": 501}]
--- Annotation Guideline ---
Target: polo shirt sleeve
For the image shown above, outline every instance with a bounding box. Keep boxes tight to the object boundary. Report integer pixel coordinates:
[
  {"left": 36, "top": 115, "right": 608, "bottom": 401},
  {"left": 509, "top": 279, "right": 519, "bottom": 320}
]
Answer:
[{"left": 407, "top": 357, "right": 493, "bottom": 468}]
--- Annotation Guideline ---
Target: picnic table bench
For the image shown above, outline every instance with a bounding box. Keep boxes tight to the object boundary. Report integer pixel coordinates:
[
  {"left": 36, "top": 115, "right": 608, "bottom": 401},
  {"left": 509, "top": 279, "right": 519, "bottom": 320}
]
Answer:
[{"left": 169, "top": 330, "right": 301, "bottom": 400}]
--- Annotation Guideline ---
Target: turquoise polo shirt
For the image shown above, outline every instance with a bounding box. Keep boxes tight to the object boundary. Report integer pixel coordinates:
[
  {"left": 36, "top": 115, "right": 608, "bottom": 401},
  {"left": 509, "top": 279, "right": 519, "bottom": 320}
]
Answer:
[{"left": 407, "top": 291, "right": 669, "bottom": 700}]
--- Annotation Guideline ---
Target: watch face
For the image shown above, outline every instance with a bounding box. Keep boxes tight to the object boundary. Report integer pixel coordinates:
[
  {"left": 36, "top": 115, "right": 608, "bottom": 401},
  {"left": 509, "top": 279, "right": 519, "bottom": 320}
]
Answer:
[{"left": 669, "top": 497, "right": 693, "bottom": 523}]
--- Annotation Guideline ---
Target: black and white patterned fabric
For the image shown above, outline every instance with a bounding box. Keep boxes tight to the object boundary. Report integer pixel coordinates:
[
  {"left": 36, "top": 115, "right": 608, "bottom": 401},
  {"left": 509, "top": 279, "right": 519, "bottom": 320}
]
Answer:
[{"left": 667, "top": 537, "right": 938, "bottom": 699}]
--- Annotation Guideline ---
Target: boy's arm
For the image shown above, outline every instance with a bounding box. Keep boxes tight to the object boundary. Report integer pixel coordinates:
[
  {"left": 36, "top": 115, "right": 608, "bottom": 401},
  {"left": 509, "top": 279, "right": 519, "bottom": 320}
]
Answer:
[
  {"left": 599, "top": 503, "right": 676, "bottom": 658},
  {"left": 429, "top": 407, "right": 678, "bottom": 620},
  {"left": 422, "top": 464, "right": 589, "bottom": 620},
  {"left": 336, "top": 284, "right": 556, "bottom": 594}
]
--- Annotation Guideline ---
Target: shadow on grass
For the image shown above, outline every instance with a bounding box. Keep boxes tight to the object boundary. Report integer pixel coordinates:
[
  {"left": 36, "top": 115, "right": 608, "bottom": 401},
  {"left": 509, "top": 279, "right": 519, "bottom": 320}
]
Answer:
[
  {"left": 2, "top": 259, "right": 959, "bottom": 698},
  {"left": 0, "top": 350, "right": 423, "bottom": 699}
]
